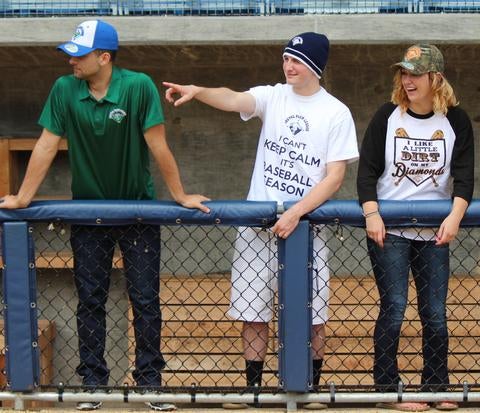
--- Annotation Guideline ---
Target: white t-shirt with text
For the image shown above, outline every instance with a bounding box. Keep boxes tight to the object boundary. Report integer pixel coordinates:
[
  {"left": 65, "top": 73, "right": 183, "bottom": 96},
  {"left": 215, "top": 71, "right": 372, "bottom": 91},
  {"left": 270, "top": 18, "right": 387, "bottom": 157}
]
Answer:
[{"left": 241, "top": 83, "right": 358, "bottom": 203}]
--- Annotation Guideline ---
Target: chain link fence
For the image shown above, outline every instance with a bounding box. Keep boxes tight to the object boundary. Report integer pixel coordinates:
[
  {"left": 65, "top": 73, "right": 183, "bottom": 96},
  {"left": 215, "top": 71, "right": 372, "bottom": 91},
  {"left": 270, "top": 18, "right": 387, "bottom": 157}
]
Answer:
[
  {"left": 0, "top": 0, "right": 479, "bottom": 16},
  {"left": 1, "top": 199, "right": 480, "bottom": 410},
  {"left": 2, "top": 221, "right": 480, "bottom": 395}
]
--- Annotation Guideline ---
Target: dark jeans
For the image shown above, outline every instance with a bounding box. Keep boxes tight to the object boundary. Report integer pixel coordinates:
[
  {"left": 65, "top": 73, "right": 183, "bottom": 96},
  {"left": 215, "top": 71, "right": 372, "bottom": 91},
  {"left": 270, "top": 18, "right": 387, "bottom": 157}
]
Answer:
[
  {"left": 70, "top": 224, "right": 165, "bottom": 386},
  {"left": 367, "top": 233, "right": 450, "bottom": 392}
]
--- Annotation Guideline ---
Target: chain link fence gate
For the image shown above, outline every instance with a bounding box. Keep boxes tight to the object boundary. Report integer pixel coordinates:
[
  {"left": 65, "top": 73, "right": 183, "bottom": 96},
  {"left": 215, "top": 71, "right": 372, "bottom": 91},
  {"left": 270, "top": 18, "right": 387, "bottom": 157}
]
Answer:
[{"left": 1, "top": 199, "right": 480, "bottom": 409}]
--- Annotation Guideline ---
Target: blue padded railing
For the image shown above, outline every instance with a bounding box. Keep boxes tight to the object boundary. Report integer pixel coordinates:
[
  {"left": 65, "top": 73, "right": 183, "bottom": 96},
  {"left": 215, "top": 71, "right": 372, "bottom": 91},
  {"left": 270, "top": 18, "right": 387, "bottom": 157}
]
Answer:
[
  {"left": 2, "top": 199, "right": 480, "bottom": 226},
  {"left": 0, "top": 200, "right": 277, "bottom": 226},
  {"left": 1, "top": 199, "right": 480, "bottom": 393},
  {"left": 286, "top": 199, "right": 480, "bottom": 227}
]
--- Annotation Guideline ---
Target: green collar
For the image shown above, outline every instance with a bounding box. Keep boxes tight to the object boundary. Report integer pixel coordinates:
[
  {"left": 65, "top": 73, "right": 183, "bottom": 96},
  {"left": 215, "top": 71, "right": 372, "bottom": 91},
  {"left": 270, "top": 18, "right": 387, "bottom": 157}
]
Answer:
[{"left": 79, "top": 66, "right": 121, "bottom": 104}]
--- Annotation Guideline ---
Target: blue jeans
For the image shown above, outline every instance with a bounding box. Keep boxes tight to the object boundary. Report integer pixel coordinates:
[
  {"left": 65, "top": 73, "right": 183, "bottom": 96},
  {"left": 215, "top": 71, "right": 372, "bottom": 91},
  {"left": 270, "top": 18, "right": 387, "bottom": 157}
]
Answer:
[
  {"left": 70, "top": 224, "right": 165, "bottom": 386},
  {"left": 367, "top": 233, "right": 450, "bottom": 392}
]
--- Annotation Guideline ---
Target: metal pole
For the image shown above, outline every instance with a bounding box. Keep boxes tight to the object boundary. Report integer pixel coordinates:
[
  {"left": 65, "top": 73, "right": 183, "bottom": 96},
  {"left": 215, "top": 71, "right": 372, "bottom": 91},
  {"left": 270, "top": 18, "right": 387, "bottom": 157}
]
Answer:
[{"left": 1, "top": 390, "right": 476, "bottom": 405}]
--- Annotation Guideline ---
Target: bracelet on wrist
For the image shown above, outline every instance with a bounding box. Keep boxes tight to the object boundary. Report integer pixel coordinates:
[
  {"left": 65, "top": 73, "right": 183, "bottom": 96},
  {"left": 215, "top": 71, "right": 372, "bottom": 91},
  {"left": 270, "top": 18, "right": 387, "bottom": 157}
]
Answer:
[{"left": 363, "top": 210, "right": 380, "bottom": 219}]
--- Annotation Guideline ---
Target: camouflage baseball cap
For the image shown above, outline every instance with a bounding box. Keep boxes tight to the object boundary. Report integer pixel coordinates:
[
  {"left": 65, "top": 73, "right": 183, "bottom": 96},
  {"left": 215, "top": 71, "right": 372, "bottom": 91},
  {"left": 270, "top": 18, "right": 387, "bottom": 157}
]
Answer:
[{"left": 393, "top": 44, "right": 444, "bottom": 75}]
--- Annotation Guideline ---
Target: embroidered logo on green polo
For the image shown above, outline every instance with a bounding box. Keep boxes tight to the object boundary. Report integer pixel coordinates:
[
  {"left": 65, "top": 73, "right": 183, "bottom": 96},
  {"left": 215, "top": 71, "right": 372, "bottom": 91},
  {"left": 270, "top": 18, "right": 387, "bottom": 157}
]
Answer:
[{"left": 109, "top": 109, "right": 127, "bottom": 124}]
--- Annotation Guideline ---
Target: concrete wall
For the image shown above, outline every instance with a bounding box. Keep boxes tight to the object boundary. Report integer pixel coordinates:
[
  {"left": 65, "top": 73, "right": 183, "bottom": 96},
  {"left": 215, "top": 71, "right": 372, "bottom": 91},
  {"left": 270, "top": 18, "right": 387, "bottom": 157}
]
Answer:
[
  {"left": 2, "top": 41, "right": 479, "bottom": 200},
  {"left": 1, "top": 15, "right": 480, "bottom": 46}
]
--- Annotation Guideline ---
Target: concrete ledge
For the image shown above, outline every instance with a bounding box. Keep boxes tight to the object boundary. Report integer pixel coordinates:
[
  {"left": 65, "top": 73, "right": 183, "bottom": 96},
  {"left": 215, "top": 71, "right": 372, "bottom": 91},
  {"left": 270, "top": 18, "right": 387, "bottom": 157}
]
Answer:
[{"left": 0, "top": 14, "right": 480, "bottom": 46}]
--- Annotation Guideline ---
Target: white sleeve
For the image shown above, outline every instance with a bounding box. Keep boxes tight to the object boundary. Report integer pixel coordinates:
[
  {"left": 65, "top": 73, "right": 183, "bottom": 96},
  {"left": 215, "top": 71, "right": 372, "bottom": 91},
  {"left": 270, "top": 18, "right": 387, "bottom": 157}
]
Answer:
[
  {"left": 239, "top": 85, "right": 270, "bottom": 121},
  {"left": 326, "top": 109, "right": 359, "bottom": 164}
]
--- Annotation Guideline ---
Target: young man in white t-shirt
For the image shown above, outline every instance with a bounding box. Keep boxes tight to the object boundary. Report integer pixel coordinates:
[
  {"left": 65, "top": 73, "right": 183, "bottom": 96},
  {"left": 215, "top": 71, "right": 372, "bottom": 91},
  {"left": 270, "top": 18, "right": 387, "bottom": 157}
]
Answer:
[{"left": 164, "top": 32, "right": 358, "bottom": 406}]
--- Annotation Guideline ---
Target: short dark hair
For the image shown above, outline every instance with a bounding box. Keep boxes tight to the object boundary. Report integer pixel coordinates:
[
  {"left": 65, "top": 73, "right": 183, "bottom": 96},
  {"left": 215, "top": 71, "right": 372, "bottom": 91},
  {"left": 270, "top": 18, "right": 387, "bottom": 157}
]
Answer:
[{"left": 95, "top": 49, "right": 117, "bottom": 62}]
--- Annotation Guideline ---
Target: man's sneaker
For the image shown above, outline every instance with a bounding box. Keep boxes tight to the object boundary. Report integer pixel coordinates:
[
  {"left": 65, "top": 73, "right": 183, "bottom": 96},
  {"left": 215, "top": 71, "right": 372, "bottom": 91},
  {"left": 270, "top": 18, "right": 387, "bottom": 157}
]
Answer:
[
  {"left": 76, "top": 401, "right": 103, "bottom": 411},
  {"left": 146, "top": 402, "right": 177, "bottom": 411}
]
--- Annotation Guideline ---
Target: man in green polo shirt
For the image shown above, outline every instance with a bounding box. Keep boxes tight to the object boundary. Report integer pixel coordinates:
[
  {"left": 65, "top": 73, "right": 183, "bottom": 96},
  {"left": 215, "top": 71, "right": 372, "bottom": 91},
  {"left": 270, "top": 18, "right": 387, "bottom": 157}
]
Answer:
[{"left": 0, "top": 20, "right": 209, "bottom": 411}]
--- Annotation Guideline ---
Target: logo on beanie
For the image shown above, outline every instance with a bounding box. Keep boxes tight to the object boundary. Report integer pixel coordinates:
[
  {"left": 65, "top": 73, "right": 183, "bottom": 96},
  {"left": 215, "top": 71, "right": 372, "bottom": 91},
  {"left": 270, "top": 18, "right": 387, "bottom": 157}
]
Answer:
[
  {"left": 109, "top": 108, "right": 127, "bottom": 124},
  {"left": 285, "top": 115, "right": 309, "bottom": 136},
  {"left": 292, "top": 36, "right": 303, "bottom": 46}
]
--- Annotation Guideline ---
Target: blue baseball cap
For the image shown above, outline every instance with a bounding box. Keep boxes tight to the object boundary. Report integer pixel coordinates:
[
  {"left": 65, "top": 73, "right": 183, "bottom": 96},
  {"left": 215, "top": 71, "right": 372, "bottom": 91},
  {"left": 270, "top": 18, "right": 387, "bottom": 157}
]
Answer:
[{"left": 57, "top": 20, "right": 118, "bottom": 57}]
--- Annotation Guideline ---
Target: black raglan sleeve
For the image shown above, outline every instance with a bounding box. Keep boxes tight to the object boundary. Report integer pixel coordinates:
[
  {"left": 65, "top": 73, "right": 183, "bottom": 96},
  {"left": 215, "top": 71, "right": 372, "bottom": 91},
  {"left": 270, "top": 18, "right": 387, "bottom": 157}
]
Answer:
[
  {"left": 447, "top": 106, "right": 475, "bottom": 204},
  {"left": 357, "top": 102, "right": 396, "bottom": 205}
]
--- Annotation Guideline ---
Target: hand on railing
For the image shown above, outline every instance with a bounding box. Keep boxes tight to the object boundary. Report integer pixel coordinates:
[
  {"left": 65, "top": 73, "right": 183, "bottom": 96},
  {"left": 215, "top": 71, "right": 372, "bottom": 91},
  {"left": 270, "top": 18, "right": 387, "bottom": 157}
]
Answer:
[
  {"left": 176, "top": 193, "right": 211, "bottom": 214},
  {"left": 271, "top": 208, "right": 301, "bottom": 239},
  {"left": 0, "top": 194, "right": 29, "bottom": 209}
]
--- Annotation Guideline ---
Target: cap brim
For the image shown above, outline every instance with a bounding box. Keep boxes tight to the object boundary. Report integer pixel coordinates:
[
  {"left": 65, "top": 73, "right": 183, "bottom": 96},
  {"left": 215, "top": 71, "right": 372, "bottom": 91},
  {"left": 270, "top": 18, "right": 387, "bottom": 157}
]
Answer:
[
  {"left": 57, "top": 42, "right": 94, "bottom": 57},
  {"left": 391, "top": 61, "right": 424, "bottom": 75}
]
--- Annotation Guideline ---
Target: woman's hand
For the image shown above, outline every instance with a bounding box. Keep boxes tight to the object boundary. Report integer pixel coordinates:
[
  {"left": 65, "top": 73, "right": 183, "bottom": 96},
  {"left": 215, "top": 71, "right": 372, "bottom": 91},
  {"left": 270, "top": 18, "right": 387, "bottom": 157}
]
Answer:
[
  {"left": 366, "top": 213, "right": 386, "bottom": 248},
  {"left": 436, "top": 213, "right": 462, "bottom": 245}
]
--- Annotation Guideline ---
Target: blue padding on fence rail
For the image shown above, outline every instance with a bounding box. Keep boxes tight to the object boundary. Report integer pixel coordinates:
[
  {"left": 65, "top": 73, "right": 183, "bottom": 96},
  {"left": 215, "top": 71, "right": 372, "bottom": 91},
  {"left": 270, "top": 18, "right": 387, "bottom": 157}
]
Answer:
[
  {"left": 278, "top": 220, "right": 312, "bottom": 392},
  {"left": 0, "top": 200, "right": 278, "bottom": 227},
  {"left": 283, "top": 199, "right": 480, "bottom": 227},
  {"left": 1, "top": 222, "right": 39, "bottom": 392},
  {"left": 2, "top": 199, "right": 480, "bottom": 226}
]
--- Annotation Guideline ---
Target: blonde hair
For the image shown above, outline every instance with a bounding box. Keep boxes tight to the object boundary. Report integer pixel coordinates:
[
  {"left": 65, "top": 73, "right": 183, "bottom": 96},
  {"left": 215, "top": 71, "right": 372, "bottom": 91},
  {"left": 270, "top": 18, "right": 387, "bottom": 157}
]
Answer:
[{"left": 391, "top": 69, "right": 458, "bottom": 115}]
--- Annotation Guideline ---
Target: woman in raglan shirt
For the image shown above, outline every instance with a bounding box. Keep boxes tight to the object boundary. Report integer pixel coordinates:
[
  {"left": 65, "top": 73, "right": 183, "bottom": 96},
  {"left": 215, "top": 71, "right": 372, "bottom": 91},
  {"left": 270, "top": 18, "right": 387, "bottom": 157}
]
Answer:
[
  {"left": 164, "top": 32, "right": 358, "bottom": 409},
  {"left": 357, "top": 44, "right": 474, "bottom": 412}
]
